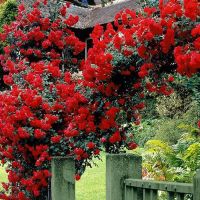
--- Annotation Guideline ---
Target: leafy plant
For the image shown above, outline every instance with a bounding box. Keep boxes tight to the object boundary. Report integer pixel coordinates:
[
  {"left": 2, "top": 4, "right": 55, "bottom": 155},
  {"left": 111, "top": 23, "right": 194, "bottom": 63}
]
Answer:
[
  {"left": 0, "top": 0, "right": 17, "bottom": 32},
  {"left": 0, "top": 0, "right": 17, "bottom": 91},
  {"left": 156, "top": 85, "right": 192, "bottom": 118},
  {"left": 180, "top": 73, "right": 200, "bottom": 105},
  {"left": 133, "top": 100, "right": 200, "bottom": 147},
  {"left": 142, "top": 140, "right": 174, "bottom": 181},
  {"left": 131, "top": 119, "right": 158, "bottom": 146},
  {"left": 136, "top": 129, "right": 200, "bottom": 183}
]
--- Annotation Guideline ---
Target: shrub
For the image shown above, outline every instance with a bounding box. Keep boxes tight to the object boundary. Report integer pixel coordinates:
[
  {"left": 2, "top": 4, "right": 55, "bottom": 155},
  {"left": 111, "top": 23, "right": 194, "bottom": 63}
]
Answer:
[
  {"left": 181, "top": 73, "right": 200, "bottom": 105},
  {"left": 0, "top": 0, "right": 17, "bottom": 91},
  {"left": 0, "top": 0, "right": 17, "bottom": 32},
  {"left": 131, "top": 119, "right": 158, "bottom": 146},
  {"left": 154, "top": 118, "right": 187, "bottom": 144},
  {"left": 156, "top": 84, "right": 192, "bottom": 118},
  {"left": 142, "top": 139, "right": 174, "bottom": 181},
  {"left": 140, "top": 130, "right": 200, "bottom": 183},
  {"left": 156, "top": 102, "right": 199, "bottom": 144},
  {"left": 0, "top": 1, "right": 136, "bottom": 199},
  {"left": 133, "top": 101, "right": 200, "bottom": 146}
]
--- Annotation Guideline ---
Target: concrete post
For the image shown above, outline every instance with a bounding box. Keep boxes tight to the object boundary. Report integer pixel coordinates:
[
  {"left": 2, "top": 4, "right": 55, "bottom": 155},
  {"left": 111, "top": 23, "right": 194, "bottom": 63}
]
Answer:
[
  {"left": 106, "top": 153, "right": 142, "bottom": 200},
  {"left": 193, "top": 169, "right": 200, "bottom": 200},
  {"left": 51, "top": 157, "right": 75, "bottom": 200}
]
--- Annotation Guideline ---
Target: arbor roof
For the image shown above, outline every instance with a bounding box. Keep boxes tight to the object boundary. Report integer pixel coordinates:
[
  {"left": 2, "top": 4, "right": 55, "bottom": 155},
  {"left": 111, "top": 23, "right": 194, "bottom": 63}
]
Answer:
[{"left": 67, "top": 0, "right": 139, "bottom": 29}]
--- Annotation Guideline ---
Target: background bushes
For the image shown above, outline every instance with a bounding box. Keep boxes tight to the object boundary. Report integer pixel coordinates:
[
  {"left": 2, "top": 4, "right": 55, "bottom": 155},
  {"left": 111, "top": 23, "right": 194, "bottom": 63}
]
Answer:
[
  {"left": 0, "top": 0, "right": 17, "bottom": 91},
  {"left": 134, "top": 101, "right": 200, "bottom": 146},
  {"left": 0, "top": 0, "right": 17, "bottom": 32},
  {"left": 0, "top": 0, "right": 17, "bottom": 52}
]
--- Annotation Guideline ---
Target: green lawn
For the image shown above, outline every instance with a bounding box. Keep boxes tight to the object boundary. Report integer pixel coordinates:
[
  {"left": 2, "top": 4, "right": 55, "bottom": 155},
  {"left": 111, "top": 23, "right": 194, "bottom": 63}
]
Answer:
[
  {"left": 0, "top": 165, "right": 7, "bottom": 192},
  {"left": 77, "top": 154, "right": 106, "bottom": 200},
  {"left": 0, "top": 166, "right": 7, "bottom": 183},
  {"left": 0, "top": 154, "right": 106, "bottom": 200}
]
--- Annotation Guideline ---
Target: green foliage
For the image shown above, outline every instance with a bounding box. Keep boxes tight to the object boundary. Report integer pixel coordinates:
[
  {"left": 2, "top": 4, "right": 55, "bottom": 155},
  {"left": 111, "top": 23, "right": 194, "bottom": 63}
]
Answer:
[
  {"left": 142, "top": 94, "right": 159, "bottom": 119},
  {"left": 133, "top": 101, "right": 199, "bottom": 146},
  {"left": 132, "top": 71, "right": 200, "bottom": 146},
  {"left": 143, "top": 140, "right": 174, "bottom": 181},
  {"left": 132, "top": 119, "right": 158, "bottom": 146},
  {"left": 134, "top": 128, "right": 200, "bottom": 183},
  {"left": 141, "top": 0, "right": 159, "bottom": 7},
  {"left": 180, "top": 73, "right": 200, "bottom": 105},
  {"left": 0, "top": 0, "right": 17, "bottom": 54},
  {"left": 0, "top": 0, "right": 17, "bottom": 31},
  {"left": 155, "top": 102, "right": 199, "bottom": 144},
  {"left": 153, "top": 118, "right": 185, "bottom": 144},
  {"left": 0, "top": 0, "right": 17, "bottom": 91},
  {"left": 156, "top": 80, "right": 192, "bottom": 118}
]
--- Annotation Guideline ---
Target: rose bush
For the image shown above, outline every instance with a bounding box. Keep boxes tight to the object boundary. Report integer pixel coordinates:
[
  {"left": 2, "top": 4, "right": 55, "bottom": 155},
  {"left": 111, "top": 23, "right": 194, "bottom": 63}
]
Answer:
[
  {"left": 0, "top": 1, "right": 89, "bottom": 199},
  {"left": 0, "top": 0, "right": 199, "bottom": 199},
  {"left": 82, "top": 0, "right": 200, "bottom": 133},
  {"left": 0, "top": 0, "right": 136, "bottom": 199}
]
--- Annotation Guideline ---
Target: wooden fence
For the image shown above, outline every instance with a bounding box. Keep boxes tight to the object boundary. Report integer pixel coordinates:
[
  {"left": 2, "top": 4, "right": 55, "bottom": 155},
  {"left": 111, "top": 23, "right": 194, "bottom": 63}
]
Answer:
[
  {"left": 125, "top": 179, "right": 195, "bottom": 200},
  {"left": 51, "top": 154, "right": 200, "bottom": 200}
]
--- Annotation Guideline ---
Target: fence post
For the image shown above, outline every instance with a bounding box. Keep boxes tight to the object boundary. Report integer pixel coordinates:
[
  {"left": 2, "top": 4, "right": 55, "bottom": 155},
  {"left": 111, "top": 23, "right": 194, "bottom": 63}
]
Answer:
[
  {"left": 106, "top": 153, "right": 142, "bottom": 200},
  {"left": 193, "top": 169, "right": 200, "bottom": 200},
  {"left": 51, "top": 157, "right": 75, "bottom": 200}
]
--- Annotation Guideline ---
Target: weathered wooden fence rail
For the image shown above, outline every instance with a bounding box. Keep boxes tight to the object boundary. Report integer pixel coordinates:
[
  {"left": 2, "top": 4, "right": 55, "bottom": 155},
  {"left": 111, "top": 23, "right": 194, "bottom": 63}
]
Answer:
[
  {"left": 51, "top": 154, "right": 200, "bottom": 200},
  {"left": 125, "top": 179, "right": 194, "bottom": 200}
]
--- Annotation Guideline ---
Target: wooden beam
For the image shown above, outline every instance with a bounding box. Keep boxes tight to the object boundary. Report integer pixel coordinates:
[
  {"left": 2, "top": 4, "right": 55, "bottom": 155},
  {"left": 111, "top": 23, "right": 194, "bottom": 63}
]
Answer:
[{"left": 125, "top": 179, "right": 193, "bottom": 194}]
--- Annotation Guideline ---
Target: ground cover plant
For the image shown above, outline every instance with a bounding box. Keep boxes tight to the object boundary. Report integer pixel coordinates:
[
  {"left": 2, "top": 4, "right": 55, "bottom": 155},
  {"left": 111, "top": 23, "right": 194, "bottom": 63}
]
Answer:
[{"left": 0, "top": 0, "right": 199, "bottom": 199}]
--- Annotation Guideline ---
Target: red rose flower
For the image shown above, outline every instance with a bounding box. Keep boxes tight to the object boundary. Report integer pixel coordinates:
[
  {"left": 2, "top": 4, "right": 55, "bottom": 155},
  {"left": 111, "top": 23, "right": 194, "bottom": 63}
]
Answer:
[
  {"left": 74, "top": 174, "right": 81, "bottom": 181},
  {"left": 128, "top": 142, "right": 138, "bottom": 150},
  {"left": 198, "top": 120, "right": 200, "bottom": 129},
  {"left": 51, "top": 135, "right": 61, "bottom": 143},
  {"left": 87, "top": 142, "right": 95, "bottom": 149}
]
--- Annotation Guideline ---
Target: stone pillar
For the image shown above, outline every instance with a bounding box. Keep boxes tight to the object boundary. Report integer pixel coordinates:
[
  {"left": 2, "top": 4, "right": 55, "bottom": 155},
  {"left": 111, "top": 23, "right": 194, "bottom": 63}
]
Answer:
[
  {"left": 193, "top": 169, "right": 200, "bottom": 200},
  {"left": 51, "top": 157, "right": 75, "bottom": 200},
  {"left": 106, "top": 153, "right": 142, "bottom": 200}
]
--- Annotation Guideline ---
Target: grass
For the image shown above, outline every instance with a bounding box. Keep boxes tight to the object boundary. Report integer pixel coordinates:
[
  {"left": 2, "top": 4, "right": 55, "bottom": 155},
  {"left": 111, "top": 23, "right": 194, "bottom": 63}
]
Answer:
[
  {"left": 76, "top": 154, "right": 106, "bottom": 200},
  {"left": 0, "top": 154, "right": 106, "bottom": 200},
  {"left": 0, "top": 166, "right": 7, "bottom": 183}
]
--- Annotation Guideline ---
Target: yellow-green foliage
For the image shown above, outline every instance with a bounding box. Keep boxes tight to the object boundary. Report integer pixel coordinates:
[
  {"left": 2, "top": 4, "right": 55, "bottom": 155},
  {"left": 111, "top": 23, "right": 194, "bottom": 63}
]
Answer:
[
  {"left": 145, "top": 140, "right": 173, "bottom": 154},
  {"left": 0, "top": 0, "right": 17, "bottom": 55},
  {"left": 142, "top": 140, "right": 174, "bottom": 181},
  {"left": 0, "top": 0, "right": 17, "bottom": 31},
  {"left": 139, "top": 130, "right": 200, "bottom": 183},
  {"left": 183, "top": 143, "right": 200, "bottom": 171}
]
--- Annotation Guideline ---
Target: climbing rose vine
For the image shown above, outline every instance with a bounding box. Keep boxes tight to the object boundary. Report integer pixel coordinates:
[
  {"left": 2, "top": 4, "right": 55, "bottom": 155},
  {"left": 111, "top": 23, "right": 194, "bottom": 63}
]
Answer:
[
  {"left": 0, "top": 0, "right": 199, "bottom": 199},
  {"left": 0, "top": 1, "right": 88, "bottom": 199},
  {"left": 82, "top": 0, "right": 200, "bottom": 128}
]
